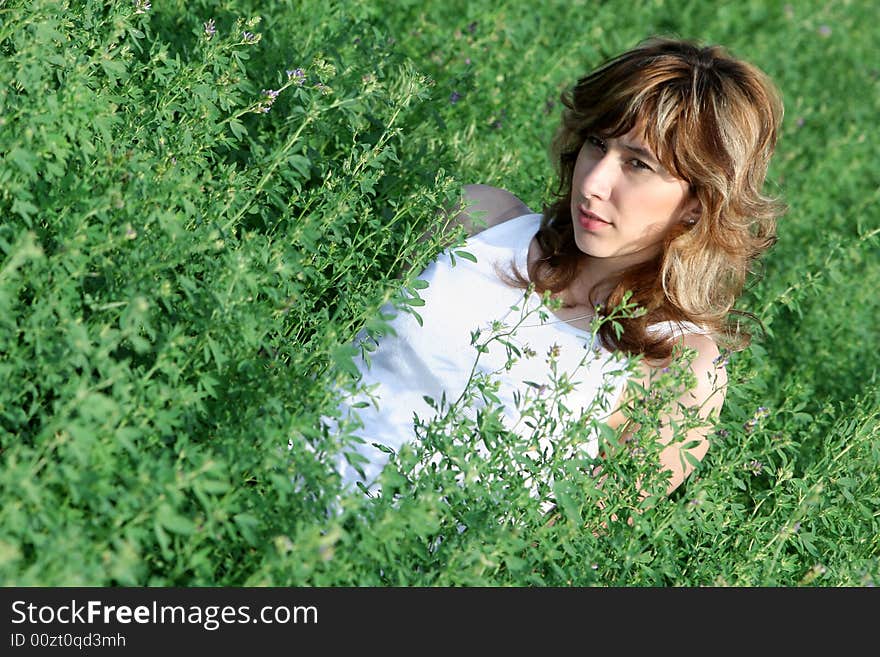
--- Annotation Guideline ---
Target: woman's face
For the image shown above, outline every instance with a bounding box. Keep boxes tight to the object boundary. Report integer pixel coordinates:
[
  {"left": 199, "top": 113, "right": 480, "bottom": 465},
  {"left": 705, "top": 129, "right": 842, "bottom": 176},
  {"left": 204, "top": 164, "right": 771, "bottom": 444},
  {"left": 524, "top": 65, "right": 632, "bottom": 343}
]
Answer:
[{"left": 569, "top": 126, "right": 697, "bottom": 266}]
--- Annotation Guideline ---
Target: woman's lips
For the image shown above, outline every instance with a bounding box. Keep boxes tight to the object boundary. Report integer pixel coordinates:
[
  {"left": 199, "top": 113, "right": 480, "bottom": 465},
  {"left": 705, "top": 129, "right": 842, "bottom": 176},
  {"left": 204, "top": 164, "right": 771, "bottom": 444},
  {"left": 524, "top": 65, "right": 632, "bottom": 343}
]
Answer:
[{"left": 577, "top": 208, "right": 611, "bottom": 231}]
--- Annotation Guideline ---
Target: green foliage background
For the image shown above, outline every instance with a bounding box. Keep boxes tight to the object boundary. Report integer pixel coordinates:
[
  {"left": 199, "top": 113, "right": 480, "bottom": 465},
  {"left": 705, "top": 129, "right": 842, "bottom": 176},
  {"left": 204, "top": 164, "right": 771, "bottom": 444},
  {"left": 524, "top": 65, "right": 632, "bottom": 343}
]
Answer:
[{"left": 1, "top": 0, "right": 877, "bottom": 585}]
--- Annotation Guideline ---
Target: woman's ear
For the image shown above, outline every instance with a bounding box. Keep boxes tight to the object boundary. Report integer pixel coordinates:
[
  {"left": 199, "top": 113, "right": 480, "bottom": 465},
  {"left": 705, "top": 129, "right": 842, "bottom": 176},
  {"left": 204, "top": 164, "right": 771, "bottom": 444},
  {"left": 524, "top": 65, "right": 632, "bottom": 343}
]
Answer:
[{"left": 682, "top": 196, "right": 701, "bottom": 225}]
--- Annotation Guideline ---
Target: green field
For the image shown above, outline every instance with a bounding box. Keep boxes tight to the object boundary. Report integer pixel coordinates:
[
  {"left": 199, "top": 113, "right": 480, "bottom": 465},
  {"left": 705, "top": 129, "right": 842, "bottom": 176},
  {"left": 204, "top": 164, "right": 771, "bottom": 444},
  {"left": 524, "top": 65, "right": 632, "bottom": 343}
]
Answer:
[{"left": 1, "top": 0, "right": 877, "bottom": 585}]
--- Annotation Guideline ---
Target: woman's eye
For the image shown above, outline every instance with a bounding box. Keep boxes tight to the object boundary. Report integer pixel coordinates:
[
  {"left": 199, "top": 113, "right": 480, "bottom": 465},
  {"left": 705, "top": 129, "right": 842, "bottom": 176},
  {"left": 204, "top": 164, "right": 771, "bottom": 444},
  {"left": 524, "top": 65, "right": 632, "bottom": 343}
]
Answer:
[
  {"left": 587, "top": 135, "right": 606, "bottom": 151},
  {"left": 629, "top": 158, "right": 653, "bottom": 171}
]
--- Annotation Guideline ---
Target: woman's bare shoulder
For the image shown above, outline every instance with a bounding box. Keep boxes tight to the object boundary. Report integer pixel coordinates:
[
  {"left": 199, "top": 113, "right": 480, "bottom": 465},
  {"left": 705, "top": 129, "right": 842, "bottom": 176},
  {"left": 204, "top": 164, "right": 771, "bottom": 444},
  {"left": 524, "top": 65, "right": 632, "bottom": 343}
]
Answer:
[
  {"left": 453, "top": 184, "right": 533, "bottom": 237},
  {"left": 402, "top": 185, "right": 533, "bottom": 277}
]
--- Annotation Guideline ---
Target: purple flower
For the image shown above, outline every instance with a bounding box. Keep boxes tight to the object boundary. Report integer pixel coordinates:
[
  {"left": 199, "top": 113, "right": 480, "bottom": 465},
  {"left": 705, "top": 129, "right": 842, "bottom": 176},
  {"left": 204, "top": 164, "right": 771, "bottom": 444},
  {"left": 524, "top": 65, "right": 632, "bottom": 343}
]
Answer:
[
  {"left": 242, "top": 31, "right": 258, "bottom": 44},
  {"left": 450, "top": 91, "right": 462, "bottom": 104},
  {"left": 204, "top": 19, "right": 216, "bottom": 38},
  {"left": 134, "top": 0, "right": 151, "bottom": 14},
  {"left": 818, "top": 25, "right": 832, "bottom": 37},
  {"left": 744, "top": 406, "right": 770, "bottom": 432},
  {"left": 287, "top": 68, "right": 306, "bottom": 86},
  {"left": 745, "top": 459, "right": 764, "bottom": 475},
  {"left": 255, "top": 89, "right": 281, "bottom": 114}
]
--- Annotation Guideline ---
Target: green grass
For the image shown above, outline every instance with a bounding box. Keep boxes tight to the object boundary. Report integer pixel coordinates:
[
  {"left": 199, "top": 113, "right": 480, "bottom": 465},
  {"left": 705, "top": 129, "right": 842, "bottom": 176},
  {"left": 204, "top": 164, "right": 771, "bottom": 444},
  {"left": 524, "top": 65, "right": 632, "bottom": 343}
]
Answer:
[{"left": 0, "top": 0, "right": 877, "bottom": 586}]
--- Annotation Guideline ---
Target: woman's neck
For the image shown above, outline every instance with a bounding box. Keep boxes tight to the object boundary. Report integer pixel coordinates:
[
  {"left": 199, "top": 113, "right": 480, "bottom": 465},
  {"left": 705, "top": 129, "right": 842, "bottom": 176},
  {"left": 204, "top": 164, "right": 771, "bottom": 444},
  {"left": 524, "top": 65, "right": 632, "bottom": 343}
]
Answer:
[{"left": 565, "top": 248, "right": 661, "bottom": 308}]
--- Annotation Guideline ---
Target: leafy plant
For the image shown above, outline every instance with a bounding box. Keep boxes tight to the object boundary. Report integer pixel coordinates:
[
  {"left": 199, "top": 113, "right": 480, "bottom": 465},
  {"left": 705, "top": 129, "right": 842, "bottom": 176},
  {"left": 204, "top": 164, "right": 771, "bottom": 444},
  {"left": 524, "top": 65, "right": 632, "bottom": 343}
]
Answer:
[{"left": 1, "top": 0, "right": 877, "bottom": 586}]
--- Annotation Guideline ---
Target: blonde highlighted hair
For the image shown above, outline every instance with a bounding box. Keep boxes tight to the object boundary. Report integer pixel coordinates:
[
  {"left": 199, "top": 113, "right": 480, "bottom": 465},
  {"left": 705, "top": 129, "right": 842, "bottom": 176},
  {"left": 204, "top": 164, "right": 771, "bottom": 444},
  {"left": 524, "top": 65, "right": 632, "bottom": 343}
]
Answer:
[{"left": 504, "top": 37, "right": 785, "bottom": 361}]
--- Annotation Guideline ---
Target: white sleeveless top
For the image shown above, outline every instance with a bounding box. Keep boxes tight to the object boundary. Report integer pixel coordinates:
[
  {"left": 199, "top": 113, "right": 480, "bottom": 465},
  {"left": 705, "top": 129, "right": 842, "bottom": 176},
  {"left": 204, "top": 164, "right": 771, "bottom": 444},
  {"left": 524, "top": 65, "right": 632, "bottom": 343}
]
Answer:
[{"left": 334, "top": 212, "right": 708, "bottom": 494}]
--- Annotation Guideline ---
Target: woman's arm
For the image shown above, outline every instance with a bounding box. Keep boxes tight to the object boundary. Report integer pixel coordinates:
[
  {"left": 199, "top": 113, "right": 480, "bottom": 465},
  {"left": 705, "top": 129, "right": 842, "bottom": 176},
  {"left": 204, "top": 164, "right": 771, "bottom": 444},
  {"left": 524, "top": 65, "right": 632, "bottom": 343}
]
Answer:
[{"left": 606, "top": 332, "right": 728, "bottom": 497}]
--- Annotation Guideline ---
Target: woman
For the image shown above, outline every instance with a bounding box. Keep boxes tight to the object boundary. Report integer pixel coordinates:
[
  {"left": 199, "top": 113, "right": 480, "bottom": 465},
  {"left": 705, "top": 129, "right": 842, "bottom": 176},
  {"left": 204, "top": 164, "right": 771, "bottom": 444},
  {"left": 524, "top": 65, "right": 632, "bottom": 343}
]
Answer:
[{"left": 334, "top": 37, "right": 784, "bottom": 505}]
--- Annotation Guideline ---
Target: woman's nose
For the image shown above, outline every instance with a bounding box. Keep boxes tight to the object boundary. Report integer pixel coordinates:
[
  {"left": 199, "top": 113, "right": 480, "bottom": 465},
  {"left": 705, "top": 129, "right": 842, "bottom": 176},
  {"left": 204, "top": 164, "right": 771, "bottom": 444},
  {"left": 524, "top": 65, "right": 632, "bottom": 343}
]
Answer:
[{"left": 578, "top": 153, "right": 617, "bottom": 201}]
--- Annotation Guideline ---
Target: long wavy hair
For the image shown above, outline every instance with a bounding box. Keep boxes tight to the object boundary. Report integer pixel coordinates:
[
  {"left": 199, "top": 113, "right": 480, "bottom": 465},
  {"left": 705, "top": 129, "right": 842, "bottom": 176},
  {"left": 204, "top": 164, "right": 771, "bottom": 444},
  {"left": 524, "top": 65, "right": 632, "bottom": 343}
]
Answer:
[{"left": 502, "top": 37, "right": 785, "bottom": 362}]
